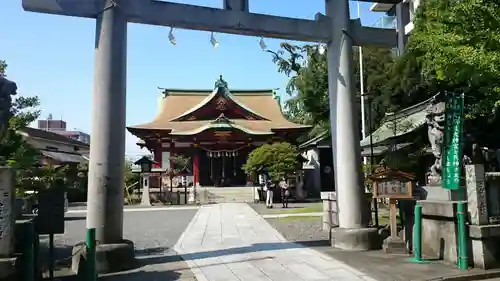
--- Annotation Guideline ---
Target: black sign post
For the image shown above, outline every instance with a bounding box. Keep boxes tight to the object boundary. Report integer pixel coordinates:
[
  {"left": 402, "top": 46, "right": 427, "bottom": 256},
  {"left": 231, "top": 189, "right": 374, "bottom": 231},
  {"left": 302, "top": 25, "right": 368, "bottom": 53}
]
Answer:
[{"left": 35, "top": 180, "right": 66, "bottom": 280}]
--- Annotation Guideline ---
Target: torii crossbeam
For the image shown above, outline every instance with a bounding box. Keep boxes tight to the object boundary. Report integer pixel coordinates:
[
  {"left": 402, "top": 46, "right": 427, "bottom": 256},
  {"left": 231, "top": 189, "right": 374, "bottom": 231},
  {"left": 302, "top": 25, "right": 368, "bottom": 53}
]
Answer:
[{"left": 22, "top": 0, "right": 397, "bottom": 272}]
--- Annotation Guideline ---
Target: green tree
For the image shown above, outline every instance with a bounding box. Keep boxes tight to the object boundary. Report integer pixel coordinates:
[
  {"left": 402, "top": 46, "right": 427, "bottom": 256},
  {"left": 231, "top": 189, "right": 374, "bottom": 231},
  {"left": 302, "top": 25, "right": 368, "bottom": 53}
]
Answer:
[
  {"left": 383, "top": 0, "right": 500, "bottom": 147},
  {"left": 0, "top": 60, "right": 46, "bottom": 195},
  {"left": 0, "top": 60, "right": 7, "bottom": 76},
  {"left": 166, "top": 154, "right": 191, "bottom": 190},
  {"left": 124, "top": 159, "right": 140, "bottom": 187},
  {"left": 242, "top": 142, "right": 299, "bottom": 182},
  {"left": 123, "top": 159, "right": 140, "bottom": 203},
  {"left": 267, "top": 43, "right": 395, "bottom": 138}
]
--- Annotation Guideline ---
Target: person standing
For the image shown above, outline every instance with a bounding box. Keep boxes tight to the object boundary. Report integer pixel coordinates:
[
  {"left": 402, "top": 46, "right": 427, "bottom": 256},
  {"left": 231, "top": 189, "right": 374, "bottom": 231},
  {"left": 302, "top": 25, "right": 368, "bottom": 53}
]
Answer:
[
  {"left": 259, "top": 166, "right": 270, "bottom": 205},
  {"left": 279, "top": 177, "right": 290, "bottom": 208},
  {"left": 265, "top": 180, "right": 275, "bottom": 208}
]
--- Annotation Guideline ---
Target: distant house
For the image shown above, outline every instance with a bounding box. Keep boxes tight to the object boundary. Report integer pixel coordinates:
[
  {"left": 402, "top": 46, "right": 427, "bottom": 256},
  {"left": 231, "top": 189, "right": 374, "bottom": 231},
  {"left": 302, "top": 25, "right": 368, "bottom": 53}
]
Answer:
[
  {"left": 18, "top": 127, "right": 89, "bottom": 165},
  {"left": 37, "top": 115, "right": 91, "bottom": 144}
]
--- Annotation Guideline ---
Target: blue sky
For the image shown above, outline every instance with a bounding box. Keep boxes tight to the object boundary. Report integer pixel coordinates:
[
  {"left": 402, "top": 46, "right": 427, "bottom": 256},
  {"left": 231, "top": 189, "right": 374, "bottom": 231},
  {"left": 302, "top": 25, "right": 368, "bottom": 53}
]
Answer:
[{"left": 1, "top": 0, "right": 385, "bottom": 157}]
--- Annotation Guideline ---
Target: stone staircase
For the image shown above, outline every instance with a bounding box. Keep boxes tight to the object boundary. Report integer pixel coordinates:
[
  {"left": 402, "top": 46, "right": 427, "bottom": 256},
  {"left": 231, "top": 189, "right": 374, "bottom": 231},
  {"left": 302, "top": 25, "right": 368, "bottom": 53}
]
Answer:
[{"left": 198, "top": 186, "right": 256, "bottom": 204}]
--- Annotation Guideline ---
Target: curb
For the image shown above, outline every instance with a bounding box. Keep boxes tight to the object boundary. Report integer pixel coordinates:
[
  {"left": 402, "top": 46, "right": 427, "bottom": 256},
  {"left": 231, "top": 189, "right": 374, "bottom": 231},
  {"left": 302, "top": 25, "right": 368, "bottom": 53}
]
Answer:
[{"left": 426, "top": 270, "right": 500, "bottom": 281}]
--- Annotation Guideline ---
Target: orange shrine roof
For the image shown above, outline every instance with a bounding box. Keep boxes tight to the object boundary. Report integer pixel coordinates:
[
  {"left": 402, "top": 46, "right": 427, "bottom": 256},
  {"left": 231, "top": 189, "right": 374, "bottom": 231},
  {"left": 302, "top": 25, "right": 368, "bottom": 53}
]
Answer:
[{"left": 127, "top": 78, "right": 309, "bottom": 140}]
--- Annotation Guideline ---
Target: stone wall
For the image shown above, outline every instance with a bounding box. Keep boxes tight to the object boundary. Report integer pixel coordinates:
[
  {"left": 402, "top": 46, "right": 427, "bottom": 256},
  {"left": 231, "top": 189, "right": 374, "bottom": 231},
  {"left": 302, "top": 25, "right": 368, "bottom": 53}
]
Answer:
[
  {"left": 0, "top": 167, "right": 14, "bottom": 257},
  {"left": 419, "top": 164, "right": 500, "bottom": 269},
  {"left": 420, "top": 200, "right": 460, "bottom": 262},
  {"left": 0, "top": 167, "right": 16, "bottom": 280}
]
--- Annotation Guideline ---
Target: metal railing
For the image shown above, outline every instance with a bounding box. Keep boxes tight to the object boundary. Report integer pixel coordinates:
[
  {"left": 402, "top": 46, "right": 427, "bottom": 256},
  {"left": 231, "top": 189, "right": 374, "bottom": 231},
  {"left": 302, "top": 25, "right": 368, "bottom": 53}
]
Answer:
[{"left": 373, "top": 15, "right": 396, "bottom": 29}]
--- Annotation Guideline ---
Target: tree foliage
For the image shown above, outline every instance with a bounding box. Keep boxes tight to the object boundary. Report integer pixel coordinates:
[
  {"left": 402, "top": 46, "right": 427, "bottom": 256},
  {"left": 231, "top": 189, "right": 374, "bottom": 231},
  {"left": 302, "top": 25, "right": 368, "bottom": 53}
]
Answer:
[
  {"left": 0, "top": 60, "right": 51, "bottom": 194},
  {"left": 124, "top": 159, "right": 140, "bottom": 187},
  {"left": 242, "top": 142, "right": 299, "bottom": 181},
  {"left": 165, "top": 154, "right": 191, "bottom": 179},
  {"left": 0, "top": 62, "right": 40, "bottom": 167},
  {"left": 0, "top": 60, "right": 7, "bottom": 76},
  {"left": 267, "top": 43, "right": 395, "bottom": 138},
  {"left": 383, "top": 0, "right": 500, "bottom": 147}
]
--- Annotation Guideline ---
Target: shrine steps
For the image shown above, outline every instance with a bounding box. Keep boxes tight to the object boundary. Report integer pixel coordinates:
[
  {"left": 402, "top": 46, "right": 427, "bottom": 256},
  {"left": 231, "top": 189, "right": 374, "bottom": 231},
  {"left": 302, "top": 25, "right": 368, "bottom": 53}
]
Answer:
[{"left": 199, "top": 186, "right": 256, "bottom": 204}]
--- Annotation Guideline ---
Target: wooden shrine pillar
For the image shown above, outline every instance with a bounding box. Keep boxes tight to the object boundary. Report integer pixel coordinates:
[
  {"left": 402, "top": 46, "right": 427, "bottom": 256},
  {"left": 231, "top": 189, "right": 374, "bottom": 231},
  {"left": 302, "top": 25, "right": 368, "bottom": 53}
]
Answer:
[
  {"left": 193, "top": 145, "right": 200, "bottom": 187},
  {"left": 189, "top": 144, "right": 200, "bottom": 203},
  {"left": 169, "top": 141, "right": 175, "bottom": 170},
  {"left": 153, "top": 140, "right": 162, "bottom": 168}
]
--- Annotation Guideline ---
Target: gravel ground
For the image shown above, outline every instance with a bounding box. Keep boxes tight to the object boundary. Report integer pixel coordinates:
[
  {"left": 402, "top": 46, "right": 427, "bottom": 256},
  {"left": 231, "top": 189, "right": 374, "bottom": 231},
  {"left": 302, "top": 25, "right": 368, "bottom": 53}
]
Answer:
[
  {"left": 265, "top": 217, "right": 329, "bottom": 244},
  {"left": 39, "top": 208, "right": 198, "bottom": 280}
]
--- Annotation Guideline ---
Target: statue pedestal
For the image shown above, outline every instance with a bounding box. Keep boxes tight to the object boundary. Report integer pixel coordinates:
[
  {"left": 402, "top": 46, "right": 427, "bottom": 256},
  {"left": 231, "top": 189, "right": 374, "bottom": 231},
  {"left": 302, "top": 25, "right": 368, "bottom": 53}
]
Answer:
[{"left": 420, "top": 185, "right": 461, "bottom": 201}]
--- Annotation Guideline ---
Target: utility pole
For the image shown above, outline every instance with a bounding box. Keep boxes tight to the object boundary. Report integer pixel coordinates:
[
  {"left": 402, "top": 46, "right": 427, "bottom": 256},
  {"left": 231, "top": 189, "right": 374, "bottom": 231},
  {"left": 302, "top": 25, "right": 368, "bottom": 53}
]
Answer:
[{"left": 357, "top": 1, "right": 368, "bottom": 170}]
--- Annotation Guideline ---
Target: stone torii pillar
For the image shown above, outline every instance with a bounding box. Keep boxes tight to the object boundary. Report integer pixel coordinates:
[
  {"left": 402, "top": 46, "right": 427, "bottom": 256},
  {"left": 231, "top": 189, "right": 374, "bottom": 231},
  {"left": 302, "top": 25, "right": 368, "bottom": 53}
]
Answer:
[
  {"left": 325, "top": 0, "right": 376, "bottom": 249},
  {"left": 22, "top": 0, "right": 397, "bottom": 263}
]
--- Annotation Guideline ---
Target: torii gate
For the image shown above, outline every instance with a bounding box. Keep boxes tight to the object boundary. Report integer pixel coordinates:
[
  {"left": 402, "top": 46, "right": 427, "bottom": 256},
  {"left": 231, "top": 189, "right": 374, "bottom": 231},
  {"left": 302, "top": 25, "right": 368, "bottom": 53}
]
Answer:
[{"left": 23, "top": 0, "right": 398, "bottom": 270}]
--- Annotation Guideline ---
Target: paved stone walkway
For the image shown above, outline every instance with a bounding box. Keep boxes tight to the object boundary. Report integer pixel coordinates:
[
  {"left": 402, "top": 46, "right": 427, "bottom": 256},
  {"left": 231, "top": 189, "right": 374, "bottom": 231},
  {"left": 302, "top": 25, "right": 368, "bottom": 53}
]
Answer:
[{"left": 173, "top": 203, "right": 378, "bottom": 281}]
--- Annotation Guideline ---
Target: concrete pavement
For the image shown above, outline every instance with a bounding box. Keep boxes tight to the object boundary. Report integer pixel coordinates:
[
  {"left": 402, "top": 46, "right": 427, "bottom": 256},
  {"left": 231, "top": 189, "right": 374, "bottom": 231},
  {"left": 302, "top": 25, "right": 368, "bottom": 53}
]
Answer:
[
  {"left": 46, "top": 208, "right": 199, "bottom": 280},
  {"left": 66, "top": 205, "right": 199, "bottom": 214},
  {"left": 173, "top": 203, "right": 378, "bottom": 281}
]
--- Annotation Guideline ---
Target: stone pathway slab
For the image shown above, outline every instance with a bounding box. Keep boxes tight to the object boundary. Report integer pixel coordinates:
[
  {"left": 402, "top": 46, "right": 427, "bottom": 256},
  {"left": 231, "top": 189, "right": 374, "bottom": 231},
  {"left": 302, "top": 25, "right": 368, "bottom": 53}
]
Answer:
[{"left": 173, "top": 203, "right": 377, "bottom": 281}]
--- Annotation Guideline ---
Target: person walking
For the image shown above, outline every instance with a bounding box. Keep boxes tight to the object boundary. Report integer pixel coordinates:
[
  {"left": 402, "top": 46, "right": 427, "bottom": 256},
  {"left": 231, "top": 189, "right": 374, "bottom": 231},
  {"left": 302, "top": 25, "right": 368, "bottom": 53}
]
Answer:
[
  {"left": 279, "top": 177, "right": 290, "bottom": 208},
  {"left": 265, "top": 180, "right": 275, "bottom": 208}
]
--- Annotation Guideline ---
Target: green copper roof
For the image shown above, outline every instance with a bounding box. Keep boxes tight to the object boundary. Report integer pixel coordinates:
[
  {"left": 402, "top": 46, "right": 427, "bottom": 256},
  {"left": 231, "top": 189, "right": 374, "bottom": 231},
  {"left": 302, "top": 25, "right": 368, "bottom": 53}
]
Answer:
[
  {"left": 299, "top": 131, "right": 330, "bottom": 149},
  {"left": 360, "top": 95, "right": 437, "bottom": 148}
]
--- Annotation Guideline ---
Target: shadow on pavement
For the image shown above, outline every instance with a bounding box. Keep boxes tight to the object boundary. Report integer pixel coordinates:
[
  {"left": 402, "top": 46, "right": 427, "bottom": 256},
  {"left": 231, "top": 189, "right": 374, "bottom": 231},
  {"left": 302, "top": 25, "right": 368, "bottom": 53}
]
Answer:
[
  {"left": 100, "top": 270, "right": 184, "bottom": 281},
  {"left": 64, "top": 216, "right": 86, "bottom": 221},
  {"left": 141, "top": 241, "right": 306, "bottom": 265},
  {"left": 49, "top": 270, "right": 185, "bottom": 281},
  {"left": 296, "top": 239, "right": 330, "bottom": 247},
  {"left": 135, "top": 246, "right": 171, "bottom": 255}
]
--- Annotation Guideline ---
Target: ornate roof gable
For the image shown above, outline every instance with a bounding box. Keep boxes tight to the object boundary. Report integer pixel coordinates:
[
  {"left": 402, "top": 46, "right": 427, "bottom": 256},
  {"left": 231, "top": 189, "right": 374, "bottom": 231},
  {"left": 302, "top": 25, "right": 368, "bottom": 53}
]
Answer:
[
  {"left": 170, "top": 76, "right": 269, "bottom": 122},
  {"left": 170, "top": 113, "right": 273, "bottom": 136}
]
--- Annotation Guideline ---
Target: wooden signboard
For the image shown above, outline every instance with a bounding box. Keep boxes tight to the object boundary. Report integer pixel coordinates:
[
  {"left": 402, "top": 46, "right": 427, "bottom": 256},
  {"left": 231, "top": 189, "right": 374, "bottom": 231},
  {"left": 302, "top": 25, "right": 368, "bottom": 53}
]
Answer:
[
  {"left": 368, "top": 169, "right": 416, "bottom": 240},
  {"left": 369, "top": 169, "right": 415, "bottom": 199}
]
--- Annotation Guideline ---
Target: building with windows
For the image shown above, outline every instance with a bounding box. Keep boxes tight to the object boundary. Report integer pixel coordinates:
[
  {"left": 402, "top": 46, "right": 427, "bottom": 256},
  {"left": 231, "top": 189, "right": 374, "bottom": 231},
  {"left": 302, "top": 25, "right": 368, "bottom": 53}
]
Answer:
[
  {"left": 19, "top": 127, "right": 89, "bottom": 165},
  {"left": 370, "top": 0, "right": 417, "bottom": 54},
  {"left": 37, "top": 114, "right": 91, "bottom": 144}
]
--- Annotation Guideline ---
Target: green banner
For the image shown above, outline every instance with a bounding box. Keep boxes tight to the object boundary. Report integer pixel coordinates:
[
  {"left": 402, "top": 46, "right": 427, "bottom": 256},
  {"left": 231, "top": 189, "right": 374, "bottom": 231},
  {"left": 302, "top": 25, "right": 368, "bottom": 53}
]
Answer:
[{"left": 442, "top": 92, "right": 464, "bottom": 190}]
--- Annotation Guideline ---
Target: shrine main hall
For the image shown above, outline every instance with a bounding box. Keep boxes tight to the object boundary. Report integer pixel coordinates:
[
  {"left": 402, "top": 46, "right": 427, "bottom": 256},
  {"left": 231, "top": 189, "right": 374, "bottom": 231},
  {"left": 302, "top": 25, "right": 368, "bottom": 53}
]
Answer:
[{"left": 127, "top": 77, "right": 308, "bottom": 187}]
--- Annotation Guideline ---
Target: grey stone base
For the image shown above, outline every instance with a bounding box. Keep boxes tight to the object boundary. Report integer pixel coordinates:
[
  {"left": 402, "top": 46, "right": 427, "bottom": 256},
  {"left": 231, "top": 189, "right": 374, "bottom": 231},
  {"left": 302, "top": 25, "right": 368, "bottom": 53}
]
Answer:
[
  {"left": 382, "top": 236, "right": 408, "bottom": 254},
  {"left": 419, "top": 185, "right": 463, "bottom": 201},
  {"left": 72, "top": 239, "right": 136, "bottom": 275},
  {"left": 0, "top": 257, "right": 17, "bottom": 280},
  {"left": 469, "top": 224, "right": 500, "bottom": 269},
  {"left": 330, "top": 227, "right": 380, "bottom": 251}
]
